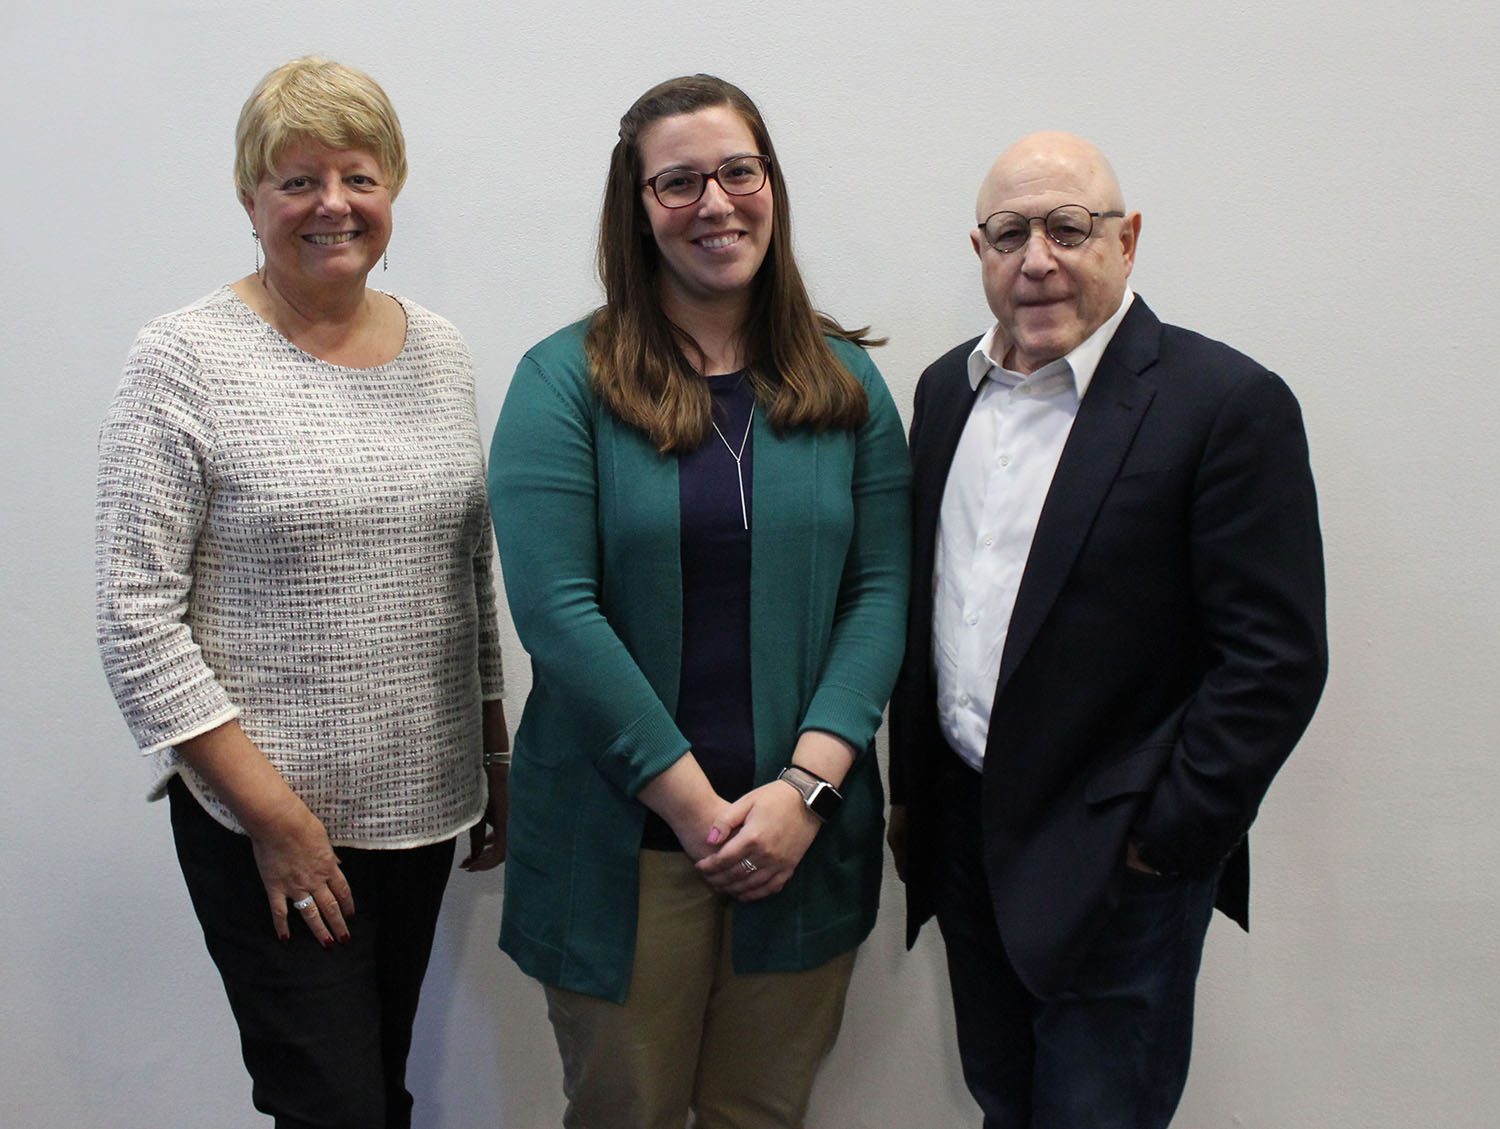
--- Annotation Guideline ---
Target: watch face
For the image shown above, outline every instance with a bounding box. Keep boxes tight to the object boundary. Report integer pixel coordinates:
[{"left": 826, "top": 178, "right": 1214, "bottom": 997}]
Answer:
[
  {"left": 778, "top": 767, "right": 841, "bottom": 820},
  {"left": 807, "top": 781, "right": 841, "bottom": 821}
]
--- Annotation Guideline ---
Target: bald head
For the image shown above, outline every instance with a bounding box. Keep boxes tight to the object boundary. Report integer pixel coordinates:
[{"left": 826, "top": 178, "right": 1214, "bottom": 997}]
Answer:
[
  {"left": 970, "top": 131, "right": 1140, "bottom": 375},
  {"left": 977, "top": 132, "right": 1125, "bottom": 222}
]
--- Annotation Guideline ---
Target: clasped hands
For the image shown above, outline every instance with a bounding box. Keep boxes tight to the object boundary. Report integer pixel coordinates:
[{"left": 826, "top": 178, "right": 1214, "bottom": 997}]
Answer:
[{"left": 688, "top": 779, "right": 822, "bottom": 902}]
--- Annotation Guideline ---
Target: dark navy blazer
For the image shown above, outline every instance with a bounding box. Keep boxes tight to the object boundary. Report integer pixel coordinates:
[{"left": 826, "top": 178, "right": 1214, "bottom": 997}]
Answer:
[{"left": 889, "top": 297, "right": 1328, "bottom": 998}]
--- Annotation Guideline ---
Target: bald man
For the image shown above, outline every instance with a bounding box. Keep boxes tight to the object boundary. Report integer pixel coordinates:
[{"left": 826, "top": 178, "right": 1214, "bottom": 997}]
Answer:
[{"left": 887, "top": 134, "right": 1328, "bottom": 1127}]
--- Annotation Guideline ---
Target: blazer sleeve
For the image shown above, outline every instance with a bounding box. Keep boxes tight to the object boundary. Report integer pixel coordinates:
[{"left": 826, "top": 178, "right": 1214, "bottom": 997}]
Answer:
[
  {"left": 1132, "top": 369, "right": 1328, "bottom": 874},
  {"left": 797, "top": 346, "right": 913, "bottom": 753},
  {"left": 488, "top": 348, "right": 691, "bottom": 798}
]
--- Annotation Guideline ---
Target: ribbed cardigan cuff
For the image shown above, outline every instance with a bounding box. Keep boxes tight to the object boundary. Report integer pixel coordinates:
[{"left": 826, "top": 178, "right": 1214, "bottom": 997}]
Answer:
[
  {"left": 594, "top": 706, "right": 692, "bottom": 798},
  {"left": 799, "top": 683, "right": 883, "bottom": 759}
]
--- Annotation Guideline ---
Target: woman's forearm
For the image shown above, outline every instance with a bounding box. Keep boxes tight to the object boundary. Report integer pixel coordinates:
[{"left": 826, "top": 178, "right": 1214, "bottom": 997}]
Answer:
[
  {"left": 175, "top": 720, "right": 307, "bottom": 838},
  {"left": 637, "top": 754, "right": 725, "bottom": 859},
  {"left": 789, "top": 730, "right": 858, "bottom": 788}
]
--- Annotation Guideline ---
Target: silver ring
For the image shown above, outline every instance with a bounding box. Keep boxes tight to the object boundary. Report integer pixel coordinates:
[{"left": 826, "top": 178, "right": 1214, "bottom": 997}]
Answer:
[
  {"left": 291, "top": 895, "right": 316, "bottom": 911},
  {"left": 740, "top": 858, "right": 758, "bottom": 874}
]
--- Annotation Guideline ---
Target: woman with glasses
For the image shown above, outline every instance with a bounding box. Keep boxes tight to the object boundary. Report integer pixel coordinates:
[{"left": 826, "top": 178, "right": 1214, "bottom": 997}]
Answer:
[{"left": 489, "top": 74, "right": 910, "bottom": 1128}]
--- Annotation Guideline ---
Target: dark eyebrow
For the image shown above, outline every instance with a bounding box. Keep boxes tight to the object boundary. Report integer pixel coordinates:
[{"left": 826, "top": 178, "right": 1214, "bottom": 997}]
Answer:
[{"left": 650, "top": 152, "right": 761, "bottom": 175}]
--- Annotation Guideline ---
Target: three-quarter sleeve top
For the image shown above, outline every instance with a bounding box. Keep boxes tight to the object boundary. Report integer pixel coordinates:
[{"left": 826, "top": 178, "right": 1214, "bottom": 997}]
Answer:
[{"left": 96, "top": 286, "right": 505, "bottom": 849}]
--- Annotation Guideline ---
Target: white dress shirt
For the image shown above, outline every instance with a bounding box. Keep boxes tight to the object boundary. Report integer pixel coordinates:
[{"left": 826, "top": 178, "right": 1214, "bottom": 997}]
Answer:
[{"left": 933, "top": 289, "right": 1135, "bottom": 770}]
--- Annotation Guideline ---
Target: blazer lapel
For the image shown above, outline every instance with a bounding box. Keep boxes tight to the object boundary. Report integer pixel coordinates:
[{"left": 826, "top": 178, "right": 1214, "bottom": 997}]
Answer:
[
  {"left": 995, "top": 301, "right": 1162, "bottom": 695},
  {"left": 913, "top": 357, "right": 981, "bottom": 552},
  {"left": 907, "top": 347, "right": 980, "bottom": 690}
]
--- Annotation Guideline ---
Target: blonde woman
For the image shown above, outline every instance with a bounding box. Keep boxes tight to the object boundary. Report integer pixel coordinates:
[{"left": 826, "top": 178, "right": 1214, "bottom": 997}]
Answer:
[{"left": 96, "top": 58, "right": 507, "bottom": 1128}]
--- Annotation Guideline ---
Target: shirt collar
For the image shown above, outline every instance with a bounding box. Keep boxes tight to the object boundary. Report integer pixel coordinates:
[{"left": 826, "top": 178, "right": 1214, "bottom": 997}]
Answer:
[{"left": 966, "top": 287, "right": 1136, "bottom": 397}]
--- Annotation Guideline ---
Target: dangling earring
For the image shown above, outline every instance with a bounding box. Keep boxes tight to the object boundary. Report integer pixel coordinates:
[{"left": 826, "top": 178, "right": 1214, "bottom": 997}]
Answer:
[
  {"left": 383, "top": 247, "right": 389, "bottom": 272},
  {"left": 252, "top": 229, "right": 260, "bottom": 272}
]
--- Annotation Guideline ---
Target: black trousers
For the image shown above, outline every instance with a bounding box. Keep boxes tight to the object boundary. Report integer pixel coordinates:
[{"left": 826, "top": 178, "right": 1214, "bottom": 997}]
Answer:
[{"left": 169, "top": 776, "right": 455, "bottom": 1129}]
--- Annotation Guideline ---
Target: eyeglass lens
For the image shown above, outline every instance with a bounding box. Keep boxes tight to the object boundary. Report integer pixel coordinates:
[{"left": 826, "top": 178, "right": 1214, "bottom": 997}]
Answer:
[
  {"left": 983, "top": 205, "right": 1098, "bottom": 252},
  {"left": 650, "top": 156, "right": 768, "bottom": 207}
]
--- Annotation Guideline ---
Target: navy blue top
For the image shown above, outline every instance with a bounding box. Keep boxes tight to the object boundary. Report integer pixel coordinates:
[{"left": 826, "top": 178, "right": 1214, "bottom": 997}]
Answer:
[{"left": 642, "top": 372, "right": 757, "bottom": 851}]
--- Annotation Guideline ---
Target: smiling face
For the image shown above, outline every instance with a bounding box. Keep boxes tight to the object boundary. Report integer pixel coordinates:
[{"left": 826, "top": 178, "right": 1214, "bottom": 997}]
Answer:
[
  {"left": 243, "top": 139, "right": 392, "bottom": 294},
  {"left": 972, "top": 133, "right": 1140, "bottom": 374},
  {"left": 637, "top": 104, "right": 773, "bottom": 319}
]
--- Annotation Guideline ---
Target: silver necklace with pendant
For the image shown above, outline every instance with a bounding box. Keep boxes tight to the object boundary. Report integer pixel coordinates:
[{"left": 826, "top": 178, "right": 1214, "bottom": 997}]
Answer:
[{"left": 709, "top": 406, "right": 754, "bottom": 530}]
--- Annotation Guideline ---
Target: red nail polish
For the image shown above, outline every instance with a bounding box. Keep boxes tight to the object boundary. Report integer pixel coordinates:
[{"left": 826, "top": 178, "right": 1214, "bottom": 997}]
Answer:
[
  {"left": 339, "top": 933, "right": 352, "bottom": 945},
  {"left": 321, "top": 937, "right": 334, "bottom": 950}
]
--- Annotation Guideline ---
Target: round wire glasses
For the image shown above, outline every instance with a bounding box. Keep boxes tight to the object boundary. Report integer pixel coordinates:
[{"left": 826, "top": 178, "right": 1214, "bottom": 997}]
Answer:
[{"left": 979, "top": 204, "right": 1125, "bottom": 252}]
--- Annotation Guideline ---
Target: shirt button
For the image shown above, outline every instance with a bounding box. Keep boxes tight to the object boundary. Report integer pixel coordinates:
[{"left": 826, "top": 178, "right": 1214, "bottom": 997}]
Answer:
[
  {"left": 999, "top": 455, "right": 1011, "bottom": 468},
  {"left": 982, "top": 534, "right": 994, "bottom": 547},
  {"left": 966, "top": 613, "right": 979, "bottom": 626},
  {"left": 959, "top": 693, "right": 970, "bottom": 706}
]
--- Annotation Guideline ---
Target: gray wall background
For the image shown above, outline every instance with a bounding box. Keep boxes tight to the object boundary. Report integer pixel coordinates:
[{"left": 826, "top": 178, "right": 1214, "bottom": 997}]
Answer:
[{"left": 4, "top": 1, "right": 1497, "bottom": 1125}]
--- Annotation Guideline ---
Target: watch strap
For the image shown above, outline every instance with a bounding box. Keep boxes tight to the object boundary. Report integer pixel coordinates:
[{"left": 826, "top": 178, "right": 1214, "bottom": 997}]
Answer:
[{"left": 777, "top": 765, "right": 842, "bottom": 821}]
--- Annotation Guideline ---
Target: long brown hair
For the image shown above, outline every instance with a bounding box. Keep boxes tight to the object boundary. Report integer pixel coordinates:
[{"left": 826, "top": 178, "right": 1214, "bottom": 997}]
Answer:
[{"left": 586, "top": 74, "right": 878, "bottom": 453}]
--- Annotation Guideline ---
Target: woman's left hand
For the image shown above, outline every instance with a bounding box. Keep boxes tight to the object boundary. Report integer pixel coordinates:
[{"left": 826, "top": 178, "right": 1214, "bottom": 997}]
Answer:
[
  {"left": 461, "top": 763, "right": 508, "bottom": 870},
  {"left": 462, "top": 700, "right": 510, "bottom": 871},
  {"left": 695, "top": 780, "right": 821, "bottom": 901}
]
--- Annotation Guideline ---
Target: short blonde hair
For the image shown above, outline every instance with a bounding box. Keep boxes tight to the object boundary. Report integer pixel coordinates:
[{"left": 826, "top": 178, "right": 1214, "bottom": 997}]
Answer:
[{"left": 234, "top": 57, "right": 408, "bottom": 200}]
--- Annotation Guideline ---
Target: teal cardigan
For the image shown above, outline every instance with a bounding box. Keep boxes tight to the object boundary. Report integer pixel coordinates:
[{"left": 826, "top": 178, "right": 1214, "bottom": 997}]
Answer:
[{"left": 488, "top": 321, "right": 911, "bottom": 1002}]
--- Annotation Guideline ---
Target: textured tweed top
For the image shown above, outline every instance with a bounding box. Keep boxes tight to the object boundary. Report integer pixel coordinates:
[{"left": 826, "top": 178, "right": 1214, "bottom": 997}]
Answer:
[{"left": 96, "top": 286, "right": 505, "bottom": 848}]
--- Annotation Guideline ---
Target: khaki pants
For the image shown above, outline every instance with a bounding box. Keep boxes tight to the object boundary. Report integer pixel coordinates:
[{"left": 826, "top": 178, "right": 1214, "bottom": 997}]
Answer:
[{"left": 544, "top": 849, "right": 856, "bottom": 1129}]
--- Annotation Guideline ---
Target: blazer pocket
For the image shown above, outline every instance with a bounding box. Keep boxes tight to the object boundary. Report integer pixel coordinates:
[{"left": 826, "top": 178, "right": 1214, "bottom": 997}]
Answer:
[
  {"left": 1114, "top": 461, "right": 1177, "bottom": 482},
  {"left": 1085, "top": 740, "right": 1174, "bottom": 805},
  {"left": 1084, "top": 697, "right": 1191, "bottom": 805}
]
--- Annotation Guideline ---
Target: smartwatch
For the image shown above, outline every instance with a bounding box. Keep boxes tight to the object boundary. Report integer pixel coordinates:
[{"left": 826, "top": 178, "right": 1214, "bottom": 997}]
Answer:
[{"left": 777, "top": 765, "right": 842, "bottom": 822}]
